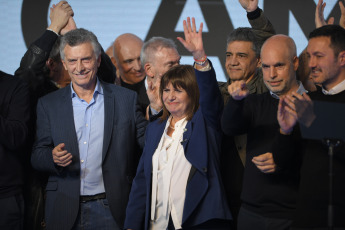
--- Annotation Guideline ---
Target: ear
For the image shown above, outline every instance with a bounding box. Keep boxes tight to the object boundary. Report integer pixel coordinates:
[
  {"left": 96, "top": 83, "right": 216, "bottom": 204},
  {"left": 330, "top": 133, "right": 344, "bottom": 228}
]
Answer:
[
  {"left": 256, "top": 57, "right": 261, "bottom": 68},
  {"left": 61, "top": 58, "right": 68, "bottom": 71},
  {"left": 110, "top": 56, "right": 117, "bottom": 67},
  {"left": 46, "top": 58, "right": 55, "bottom": 71},
  {"left": 338, "top": 51, "right": 345, "bottom": 66},
  {"left": 97, "top": 54, "right": 101, "bottom": 67},
  {"left": 144, "top": 63, "right": 154, "bottom": 78},
  {"left": 293, "top": 56, "right": 299, "bottom": 71}
]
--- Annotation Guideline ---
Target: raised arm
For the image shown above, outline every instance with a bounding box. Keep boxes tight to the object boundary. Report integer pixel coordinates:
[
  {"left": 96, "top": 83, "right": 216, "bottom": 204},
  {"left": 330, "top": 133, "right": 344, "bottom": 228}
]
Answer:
[
  {"left": 239, "top": 0, "right": 276, "bottom": 35},
  {"left": 177, "top": 17, "right": 223, "bottom": 128},
  {"left": 15, "top": 1, "right": 74, "bottom": 90}
]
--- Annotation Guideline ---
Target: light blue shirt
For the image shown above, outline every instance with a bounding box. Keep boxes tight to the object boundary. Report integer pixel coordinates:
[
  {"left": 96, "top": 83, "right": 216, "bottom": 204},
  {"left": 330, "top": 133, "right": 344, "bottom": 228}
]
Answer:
[{"left": 71, "top": 78, "right": 105, "bottom": 195}]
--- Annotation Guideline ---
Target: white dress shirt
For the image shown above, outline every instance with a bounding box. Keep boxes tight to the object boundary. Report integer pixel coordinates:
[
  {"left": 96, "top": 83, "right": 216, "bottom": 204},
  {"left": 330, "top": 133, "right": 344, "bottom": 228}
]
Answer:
[{"left": 150, "top": 116, "right": 191, "bottom": 230}]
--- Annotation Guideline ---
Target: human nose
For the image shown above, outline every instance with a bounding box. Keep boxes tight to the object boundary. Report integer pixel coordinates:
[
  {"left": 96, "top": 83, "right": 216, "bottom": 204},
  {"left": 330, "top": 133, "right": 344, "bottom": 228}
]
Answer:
[
  {"left": 168, "top": 91, "right": 176, "bottom": 100},
  {"left": 134, "top": 59, "right": 142, "bottom": 71},
  {"left": 76, "top": 60, "right": 84, "bottom": 73},
  {"left": 269, "top": 66, "right": 277, "bottom": 78},
  {"left": 229, "top": 55, "right": 239, "bottom": 66},
  {"left": 308, "top": 56, "right": 316, "bottom": 69}
]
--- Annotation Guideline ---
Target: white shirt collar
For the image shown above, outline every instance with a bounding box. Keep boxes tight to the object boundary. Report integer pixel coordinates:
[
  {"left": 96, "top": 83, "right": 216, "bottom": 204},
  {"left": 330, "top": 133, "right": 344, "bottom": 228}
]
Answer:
[{"left": 322, "top": 79, "right": 345, "bottom": 95}]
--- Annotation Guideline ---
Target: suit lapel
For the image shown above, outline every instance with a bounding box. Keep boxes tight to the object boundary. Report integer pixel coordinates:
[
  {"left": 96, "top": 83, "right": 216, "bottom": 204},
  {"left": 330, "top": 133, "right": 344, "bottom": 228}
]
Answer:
[
  {"left": 144, "top": 120, "right": 166, "bottom": 180},
  {"left": 101, "top": 83, "right": 115, "bottom": 162},
  {"left": 61, "top": 86, "right": 80, "bottom": 172},
  {"left": 182, "top": 110, "right": 209, "bottom": 223}
]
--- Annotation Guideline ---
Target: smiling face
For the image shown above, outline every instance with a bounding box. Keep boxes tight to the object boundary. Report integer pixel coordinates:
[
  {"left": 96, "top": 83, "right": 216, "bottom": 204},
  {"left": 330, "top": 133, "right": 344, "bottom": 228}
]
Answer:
[
  {"left": 225, "top": 41, "right": 260, "bottom": 82},
  {"left": 162, "top": 82, "right": 190, "bottom": 120},
  {"left": 307, "top": 36, "right": 343, "bottom": 90},
  {"left": 114, "top": 34, "right": 145, "bottom": 84},
  {"left": 62, "top": 42, "right": 101, "bottom": 92}
]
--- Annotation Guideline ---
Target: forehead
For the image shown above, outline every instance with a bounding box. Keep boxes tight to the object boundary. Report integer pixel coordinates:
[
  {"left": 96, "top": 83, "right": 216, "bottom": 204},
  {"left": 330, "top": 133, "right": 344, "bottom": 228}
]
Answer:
[
  {"left": 116, "top": 39, "right": 143, "bottom": 59},
  {"left": 227, "top": 41, "right": 254, "bottom": 53},
  {"left": 64, "top": 42, "right": 95, "bottom": 58},
  {"left": 261, "top": 45, "right": 289, "bottom": 64},
  {"left": 154, "top": 47, "right": 180, "bottom": 63},
  {"left": 307, "top": 36, "right": 332, "bottom": 53}
]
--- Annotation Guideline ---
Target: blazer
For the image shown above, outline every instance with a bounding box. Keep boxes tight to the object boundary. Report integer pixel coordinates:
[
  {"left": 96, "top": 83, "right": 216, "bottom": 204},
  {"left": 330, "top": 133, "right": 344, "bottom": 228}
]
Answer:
[
  {"left": 31, "top": 80, "right": 147, "bottom": 230},
  {"left": 124, "top": 62, "right": 232, "bottom": 230}
]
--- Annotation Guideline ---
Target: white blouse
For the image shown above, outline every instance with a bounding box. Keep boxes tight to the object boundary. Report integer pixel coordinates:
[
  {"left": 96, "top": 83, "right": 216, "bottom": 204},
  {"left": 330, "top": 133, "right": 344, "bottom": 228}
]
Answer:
[{"left": 150, "top": 116, "right": 192, "bottom": 230}]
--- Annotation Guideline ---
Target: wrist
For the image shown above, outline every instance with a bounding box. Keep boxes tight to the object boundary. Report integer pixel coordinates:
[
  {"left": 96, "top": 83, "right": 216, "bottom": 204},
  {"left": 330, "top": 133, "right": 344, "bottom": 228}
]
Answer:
[
  {"left": 280, "top": 128, "right": 292, "bottom": 135},
  {"left": 47, "top": 24, "right": 61, "bottom": 35},
  {"left": 192, "top": 50, "right": 206, "bottom": 61}
]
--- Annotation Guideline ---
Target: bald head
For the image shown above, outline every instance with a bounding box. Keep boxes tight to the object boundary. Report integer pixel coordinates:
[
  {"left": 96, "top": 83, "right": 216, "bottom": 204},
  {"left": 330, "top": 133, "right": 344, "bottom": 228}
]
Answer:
[
  {"left": 261, "top": 34, "right": 297, "bottom": 61},
  {"left": 112, "top": 33, "right": 145, "bottom": 84},
  {"left": 260, "top": 34, "right": 299, "bottom": 96}
]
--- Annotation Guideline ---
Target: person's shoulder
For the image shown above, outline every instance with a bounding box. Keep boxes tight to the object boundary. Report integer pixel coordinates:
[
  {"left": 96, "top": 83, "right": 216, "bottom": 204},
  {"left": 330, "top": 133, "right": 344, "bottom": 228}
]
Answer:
[
  {"left": 102, "top": 81, "right": 137, "bottom": 97},
  {"left": 39, "top": 85, "right": 70, "bottom": 103},
  {"left": 0, "top": 71, "right": 28, "bottom": 91}
]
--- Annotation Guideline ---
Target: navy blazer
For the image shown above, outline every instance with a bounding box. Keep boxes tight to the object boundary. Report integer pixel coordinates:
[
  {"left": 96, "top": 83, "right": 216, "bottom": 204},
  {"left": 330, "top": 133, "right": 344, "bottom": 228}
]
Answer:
[
  {"left": 31, "top": 80, "right": 147, "bottom": 230},
  {"left": 124, "top": 62, "right": 232, "bottom": 229}
]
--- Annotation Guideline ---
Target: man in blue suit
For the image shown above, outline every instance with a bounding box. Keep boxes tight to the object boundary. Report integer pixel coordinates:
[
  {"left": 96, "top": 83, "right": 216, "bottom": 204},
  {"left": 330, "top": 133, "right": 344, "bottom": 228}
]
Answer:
[{"left": 31, "top": 28, "right": 147, "bottom": 230}]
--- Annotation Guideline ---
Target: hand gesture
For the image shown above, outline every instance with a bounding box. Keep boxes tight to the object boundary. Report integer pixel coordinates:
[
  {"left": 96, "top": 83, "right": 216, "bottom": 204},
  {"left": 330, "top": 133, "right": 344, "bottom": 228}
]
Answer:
[
  {"left": 48, "top": 1, "right": 74, "bottom": 34},
  {"left": 52, "top": 143, "right": 72, "bottom": 167},
  {"left": 228, "top": 80, "right": 249, "bottom": 100},
  {"left": 315, "top": 0, "right": 334, "bottom": 28},
  {"left": 252, "top": 152, "right": 276, "bottom": 173},
  {"left": 60, "top": 17, "right": 77, "bottom": 36},
  {"left": 147, "top": 78, "right": 163, "bottom": 112},
  {"left": 177, "top": 17, "right": 206, "bottom": 61},
  {"left": 339, "top": 1, "right": 345, "bottom": 28},
  {"left": 291, "top": 92, "right": 315, "bottom": 127},
  {"left": 239, "top": 0, "right": 258, "bottom": 12},
  {"left": 277, "top": 95, "right": 297, "bottom": 134}
]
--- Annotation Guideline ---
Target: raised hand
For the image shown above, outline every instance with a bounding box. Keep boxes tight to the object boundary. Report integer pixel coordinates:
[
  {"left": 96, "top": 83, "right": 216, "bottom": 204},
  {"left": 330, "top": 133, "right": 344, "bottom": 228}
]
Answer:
[
  {"left": 228, "top": 80, "right": 249, "bottom": 100},
  {"left": 60, "top": 17, "right": 77, "bottom": 36},
  {"left": 252, "top": 152, "right": 276, "bottom": 173},
  {"left": 48, "top": 1, "right": 74, "bottom": 34},
  {"left": 277, "top": 95, "right": 297, "bottom": 134},
  {"left": 238, "top": 0, "right": 258, "bottom": 12},
  {"left": 291, "top": 92, "right": 316, "bottom": 127},
  {"left": 177, "top": 17, "right": 206, "bottom": 61},
  {"left": 147, "top": 78, "right": 163, "bottom": 113},
  {"left": 315, "top": 0, "right": 334, "bottom": 28},
  {"left": 339, "top": 1, "right": 345, "bottom": 28},
  {"left": 52, "top": 143, "right": 72, "bottom": 167}
]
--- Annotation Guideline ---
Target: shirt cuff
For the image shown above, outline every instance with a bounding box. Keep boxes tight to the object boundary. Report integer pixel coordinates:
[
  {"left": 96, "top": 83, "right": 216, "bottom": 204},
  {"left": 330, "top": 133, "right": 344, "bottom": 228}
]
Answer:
[{"left": 247, "top": 7, "right": 261, "bottom": 20}]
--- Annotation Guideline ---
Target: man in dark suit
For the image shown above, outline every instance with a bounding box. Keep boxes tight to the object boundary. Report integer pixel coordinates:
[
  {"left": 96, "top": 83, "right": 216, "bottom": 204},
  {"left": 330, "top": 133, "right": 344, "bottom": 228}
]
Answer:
[{"left": 31, "top": 28, "right": 147, "bottom": 230}]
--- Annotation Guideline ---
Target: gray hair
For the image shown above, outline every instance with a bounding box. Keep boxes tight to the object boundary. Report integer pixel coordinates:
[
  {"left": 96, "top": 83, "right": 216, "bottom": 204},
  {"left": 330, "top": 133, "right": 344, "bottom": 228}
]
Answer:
[
  {"left": 140, "top": 37, "right": 177, "bottom": 67},
  {"left": 226, "top": 27, "right": 271, "bottom": 58},
  {"left": 59, "top": 28, "right": 101, "bottom": 60}
]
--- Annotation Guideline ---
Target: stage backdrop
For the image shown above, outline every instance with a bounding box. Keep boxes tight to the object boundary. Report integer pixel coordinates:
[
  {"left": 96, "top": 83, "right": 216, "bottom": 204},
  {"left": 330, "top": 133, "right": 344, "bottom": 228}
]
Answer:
[{"left": 0, "top": 0, "right": 341, "bottom": 82}]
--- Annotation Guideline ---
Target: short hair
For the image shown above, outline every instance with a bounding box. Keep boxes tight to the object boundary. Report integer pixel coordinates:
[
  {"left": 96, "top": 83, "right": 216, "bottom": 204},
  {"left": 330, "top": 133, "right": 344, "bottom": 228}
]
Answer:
[
  {"left": 226, "top": 27, "right": 271, "bottom": 58},
  {"left": 159, "top": 65, "right": 199, "bottom": 121},
  {"left": 141, "top": 37, "right": 177, "bottom": 67},
  {"left": 309, "top": 25, "right": 345, "bottom": 57},
  {"left": 50, "top": 37, "right": 62, "bottom": 61},
  {"left": 59, "top": 28, "right": 101, "bottom": 60},
  {"left": 43, "top": 37, "right": 62, "bottom": 75}
]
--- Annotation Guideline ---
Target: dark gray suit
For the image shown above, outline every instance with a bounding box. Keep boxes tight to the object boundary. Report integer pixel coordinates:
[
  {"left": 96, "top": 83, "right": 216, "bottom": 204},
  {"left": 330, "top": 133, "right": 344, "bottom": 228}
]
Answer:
[{"left": 31, "top": 80, "right": 147, "bottom": 230}]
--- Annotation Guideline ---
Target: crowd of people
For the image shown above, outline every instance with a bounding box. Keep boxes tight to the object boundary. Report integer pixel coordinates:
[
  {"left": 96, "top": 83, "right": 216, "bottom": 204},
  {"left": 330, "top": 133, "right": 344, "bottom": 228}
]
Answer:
[{"left": 1, "top": 0, "right": 345, "bottom": 229}]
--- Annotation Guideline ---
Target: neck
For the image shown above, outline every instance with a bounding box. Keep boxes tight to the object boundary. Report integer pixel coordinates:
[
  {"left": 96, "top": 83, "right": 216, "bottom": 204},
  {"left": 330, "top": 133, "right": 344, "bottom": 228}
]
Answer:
[
  {"left": 72, "top": 82, "right": 96, "bottom": 103},
  {"left": 323, "top": 73, "right": 345, "bottom": 91},
  {"left": 170, "top": 115, "right": 185, "bottom": 126},
  {"left": 121, "top": 75, "right": 145, "bottom": 85}
]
